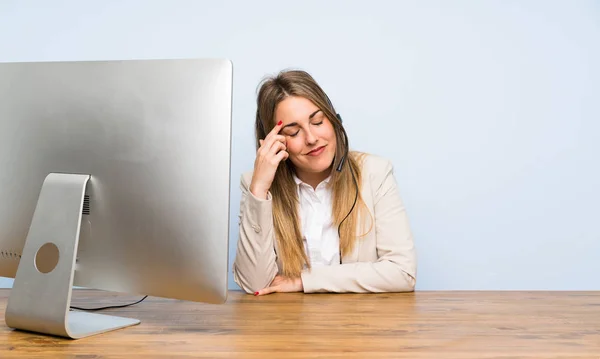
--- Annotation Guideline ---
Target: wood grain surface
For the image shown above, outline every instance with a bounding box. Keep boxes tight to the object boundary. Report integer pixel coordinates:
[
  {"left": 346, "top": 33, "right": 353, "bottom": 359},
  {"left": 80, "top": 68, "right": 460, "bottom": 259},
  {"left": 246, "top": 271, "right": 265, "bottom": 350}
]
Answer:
[{"left": 1, "top": 289, "right": 599, "bottom": 358}]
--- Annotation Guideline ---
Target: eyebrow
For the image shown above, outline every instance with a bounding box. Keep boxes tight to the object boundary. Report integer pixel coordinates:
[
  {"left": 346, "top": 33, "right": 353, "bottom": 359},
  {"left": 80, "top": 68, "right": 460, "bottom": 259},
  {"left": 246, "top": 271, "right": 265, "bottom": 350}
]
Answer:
[
  {"left": 308, "top": 109, "right": 321, "bottom": 119},
  {"left": 282, "top": 109, "right": 322, "bottom": 129}
]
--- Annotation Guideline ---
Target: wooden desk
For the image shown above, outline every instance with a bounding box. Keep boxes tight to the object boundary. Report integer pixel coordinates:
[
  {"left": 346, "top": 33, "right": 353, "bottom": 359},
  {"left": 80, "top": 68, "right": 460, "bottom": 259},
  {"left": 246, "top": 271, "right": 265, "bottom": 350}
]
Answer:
[{"left": 1, "top": 289, "right": 599, "bottom": 358}]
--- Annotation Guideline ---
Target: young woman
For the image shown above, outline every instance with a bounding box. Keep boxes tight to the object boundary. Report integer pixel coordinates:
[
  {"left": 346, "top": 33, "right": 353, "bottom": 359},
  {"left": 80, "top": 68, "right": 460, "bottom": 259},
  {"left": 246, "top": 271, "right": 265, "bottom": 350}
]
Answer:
[{"left": 233, "top": 70, "right": 416, "bottom": 296}]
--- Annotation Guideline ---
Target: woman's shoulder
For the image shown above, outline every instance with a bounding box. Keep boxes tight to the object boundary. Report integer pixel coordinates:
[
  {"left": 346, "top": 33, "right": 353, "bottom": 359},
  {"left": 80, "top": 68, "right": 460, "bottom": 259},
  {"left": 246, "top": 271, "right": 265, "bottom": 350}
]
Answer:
[
  {"left": 352, "top": 152, "right": 400, "bottom": 203},
  {"left": 351, "top": 151, "right": 394, "bottom": 177}
]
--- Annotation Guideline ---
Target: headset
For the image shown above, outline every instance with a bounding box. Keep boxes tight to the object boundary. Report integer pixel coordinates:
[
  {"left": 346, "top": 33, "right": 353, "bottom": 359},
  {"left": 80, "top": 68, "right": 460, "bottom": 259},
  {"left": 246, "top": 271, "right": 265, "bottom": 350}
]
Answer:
[
  {"left": 323, "top": 96, "right": 358, "bottom": 265},
  {"left": 256, "top": 92, "right": 358, "bottom": 264}
]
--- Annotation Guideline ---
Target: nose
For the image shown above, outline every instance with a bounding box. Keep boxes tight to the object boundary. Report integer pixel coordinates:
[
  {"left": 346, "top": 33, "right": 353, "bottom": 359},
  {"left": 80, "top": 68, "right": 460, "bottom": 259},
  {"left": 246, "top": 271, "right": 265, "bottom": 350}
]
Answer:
[{"left": 304, "top": 128, "right": 317, "bottom": 145}]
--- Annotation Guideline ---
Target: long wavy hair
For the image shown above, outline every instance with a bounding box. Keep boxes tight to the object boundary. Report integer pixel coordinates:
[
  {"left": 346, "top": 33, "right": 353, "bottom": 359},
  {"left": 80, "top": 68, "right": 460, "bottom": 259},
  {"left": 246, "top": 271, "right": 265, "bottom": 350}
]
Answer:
[{"left": 255, "top": 70, "right": 372, "bottom": 278}]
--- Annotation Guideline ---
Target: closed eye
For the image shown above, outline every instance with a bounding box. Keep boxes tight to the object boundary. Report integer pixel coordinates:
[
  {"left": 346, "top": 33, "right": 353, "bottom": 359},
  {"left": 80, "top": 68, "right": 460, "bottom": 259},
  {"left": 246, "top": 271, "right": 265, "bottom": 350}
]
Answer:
[{"left": 285, "top": 121, "right": 323, "bottom": 137}]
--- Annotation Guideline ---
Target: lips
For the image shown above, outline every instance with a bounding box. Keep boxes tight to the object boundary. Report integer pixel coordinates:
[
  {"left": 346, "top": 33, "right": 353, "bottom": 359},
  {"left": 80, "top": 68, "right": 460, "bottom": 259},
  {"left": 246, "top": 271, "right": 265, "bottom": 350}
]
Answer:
[{"left": 306, "top": 145, "right": 326, "bottom": 156}]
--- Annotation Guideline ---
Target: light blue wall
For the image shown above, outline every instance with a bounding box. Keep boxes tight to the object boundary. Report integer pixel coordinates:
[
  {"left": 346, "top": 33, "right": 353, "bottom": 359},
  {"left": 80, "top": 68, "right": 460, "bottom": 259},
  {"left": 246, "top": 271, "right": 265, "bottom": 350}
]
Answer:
[{"left": 1, "top": 0, "right": 598, "bottom": 290}]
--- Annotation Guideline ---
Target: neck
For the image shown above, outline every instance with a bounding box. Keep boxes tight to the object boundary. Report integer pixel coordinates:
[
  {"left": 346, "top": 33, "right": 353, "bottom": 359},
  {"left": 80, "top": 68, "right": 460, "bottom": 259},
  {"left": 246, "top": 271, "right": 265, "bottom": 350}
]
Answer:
[{"left": 295, "top": 167, "right": 333, "bottom": 190}]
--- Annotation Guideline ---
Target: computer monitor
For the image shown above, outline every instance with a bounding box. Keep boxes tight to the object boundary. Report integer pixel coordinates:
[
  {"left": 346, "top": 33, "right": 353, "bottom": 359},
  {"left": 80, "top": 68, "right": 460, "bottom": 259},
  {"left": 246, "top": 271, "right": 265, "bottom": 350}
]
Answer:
[{"left": 0, "top": 58, "right": 232, "bottom": 339}]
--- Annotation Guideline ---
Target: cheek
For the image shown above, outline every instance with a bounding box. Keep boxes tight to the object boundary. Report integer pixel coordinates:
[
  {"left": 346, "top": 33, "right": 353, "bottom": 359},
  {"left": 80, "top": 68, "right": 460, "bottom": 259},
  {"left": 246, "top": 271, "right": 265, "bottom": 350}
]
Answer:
[
  {"left": 321, "top": 125, "right": 337, "bottom": 146},
  {"left": 321, "top": 123, "right": 336, "bottom": 141},
  {"left": 285, "top": 138, "right": 304, "bottom": 156}
]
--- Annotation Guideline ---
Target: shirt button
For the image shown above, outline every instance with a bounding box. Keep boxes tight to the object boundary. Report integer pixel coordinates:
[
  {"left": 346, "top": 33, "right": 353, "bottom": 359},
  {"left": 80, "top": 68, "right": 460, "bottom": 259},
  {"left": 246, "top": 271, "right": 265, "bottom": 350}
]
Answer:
[{"left": 252, "top": 224, "right": 261, "bottom": 233}]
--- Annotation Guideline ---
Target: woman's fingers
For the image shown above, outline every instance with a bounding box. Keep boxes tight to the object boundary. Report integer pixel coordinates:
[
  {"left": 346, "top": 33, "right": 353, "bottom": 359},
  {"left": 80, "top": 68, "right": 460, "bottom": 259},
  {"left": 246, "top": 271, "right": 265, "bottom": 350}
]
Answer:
[
  {"left": 262, "top": 135, "right": 286, "bottom": 153},
  {"left": 274, "top": 149, "right": 289, "bottom": 163},
  {"left": 268, "top": 140, "right": 286, "bottom": 156},
  {"left": 255, "top": 285, "right": 278, "bottom": 296},
  {"left": 263, "top": 120, "right": 284, "bottom": 144}
]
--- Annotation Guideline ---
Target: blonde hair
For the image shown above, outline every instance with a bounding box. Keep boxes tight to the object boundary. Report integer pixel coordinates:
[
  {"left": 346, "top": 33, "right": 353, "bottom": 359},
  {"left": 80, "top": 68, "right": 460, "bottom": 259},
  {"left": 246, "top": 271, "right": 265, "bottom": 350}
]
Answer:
[{"left": 255, "top": 70, "right": 372, "bottom": 277}]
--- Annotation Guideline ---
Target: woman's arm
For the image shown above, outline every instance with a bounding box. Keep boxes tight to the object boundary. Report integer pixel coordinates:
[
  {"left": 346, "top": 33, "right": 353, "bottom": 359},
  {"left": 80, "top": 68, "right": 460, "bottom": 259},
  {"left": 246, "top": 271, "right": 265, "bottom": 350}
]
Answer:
[
  {"left": 232, "top": 173, "right": 279, "bottom": 293},
  {"left": 300, "top": 159, "right": 417, "bottom": 293}
]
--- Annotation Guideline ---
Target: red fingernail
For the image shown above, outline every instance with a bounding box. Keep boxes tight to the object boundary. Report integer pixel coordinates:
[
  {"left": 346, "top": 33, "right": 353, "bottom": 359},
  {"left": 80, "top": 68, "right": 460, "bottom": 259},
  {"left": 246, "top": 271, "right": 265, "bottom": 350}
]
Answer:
[
  {"left": 277, "top": 121, "right": 282, "bottom": 126},
  {"left": 254, "top": 292, "right": 259, "bottom": 296}
]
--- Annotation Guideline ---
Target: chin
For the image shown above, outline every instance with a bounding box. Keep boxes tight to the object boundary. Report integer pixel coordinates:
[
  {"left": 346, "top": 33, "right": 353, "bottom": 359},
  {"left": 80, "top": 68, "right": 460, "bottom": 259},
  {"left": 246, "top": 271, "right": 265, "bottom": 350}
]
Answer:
[
  {"left": 307, "top": 164, "right": 332, "bottom": 174},
  {"left": 305, "top": 155, "right": 336, "bottom": 173}
]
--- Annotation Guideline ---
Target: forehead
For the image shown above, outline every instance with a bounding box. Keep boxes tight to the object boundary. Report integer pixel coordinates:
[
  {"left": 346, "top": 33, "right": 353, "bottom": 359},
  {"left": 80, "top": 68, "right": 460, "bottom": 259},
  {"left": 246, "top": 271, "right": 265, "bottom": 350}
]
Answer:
[{"left": 275, "top": 96, "right": 320, "bottom": 123}]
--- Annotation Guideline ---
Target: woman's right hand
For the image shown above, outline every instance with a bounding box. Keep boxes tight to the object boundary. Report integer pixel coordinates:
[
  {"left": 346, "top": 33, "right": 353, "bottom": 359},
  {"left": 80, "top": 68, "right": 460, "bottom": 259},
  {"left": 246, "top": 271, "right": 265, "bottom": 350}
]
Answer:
[{"left": 249, "top": 121, "right": 289, "bottom": 199}]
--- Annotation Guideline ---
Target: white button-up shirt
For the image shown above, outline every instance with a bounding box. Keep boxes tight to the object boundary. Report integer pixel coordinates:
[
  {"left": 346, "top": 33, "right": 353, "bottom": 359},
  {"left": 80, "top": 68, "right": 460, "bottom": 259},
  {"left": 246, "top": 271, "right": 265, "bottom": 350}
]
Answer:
[{"left": 293, "top": 173, "right": 341, "bottom": 268}]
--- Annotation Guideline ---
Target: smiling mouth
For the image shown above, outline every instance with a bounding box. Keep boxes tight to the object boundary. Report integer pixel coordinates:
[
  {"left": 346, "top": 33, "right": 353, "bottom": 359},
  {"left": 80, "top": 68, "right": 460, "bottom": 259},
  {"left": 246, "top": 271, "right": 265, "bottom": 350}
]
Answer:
[{"left": 306, "top": 145, "right": 326, "bottom": 155}]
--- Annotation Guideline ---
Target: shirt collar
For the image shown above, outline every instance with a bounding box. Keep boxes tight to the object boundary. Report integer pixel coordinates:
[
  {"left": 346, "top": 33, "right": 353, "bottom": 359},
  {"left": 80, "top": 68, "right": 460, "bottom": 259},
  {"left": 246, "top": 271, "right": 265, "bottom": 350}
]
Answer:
[{"left": 292, "top": 171, "right": 332, "bottom": 187}]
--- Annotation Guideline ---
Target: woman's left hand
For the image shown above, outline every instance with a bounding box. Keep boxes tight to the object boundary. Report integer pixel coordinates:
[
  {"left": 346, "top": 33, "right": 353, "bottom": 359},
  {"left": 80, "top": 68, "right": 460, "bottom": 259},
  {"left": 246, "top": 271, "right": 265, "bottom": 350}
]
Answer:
[{"left": 254, "top": 275, "right": 303, "bottom": 296}]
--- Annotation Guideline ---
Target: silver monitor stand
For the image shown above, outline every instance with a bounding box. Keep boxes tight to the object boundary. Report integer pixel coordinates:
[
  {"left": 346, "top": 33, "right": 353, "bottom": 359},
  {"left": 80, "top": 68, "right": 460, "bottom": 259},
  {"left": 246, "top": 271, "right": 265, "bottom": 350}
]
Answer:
[{"left": 6, "top": 173, "right": 139, "bottom": 338}]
